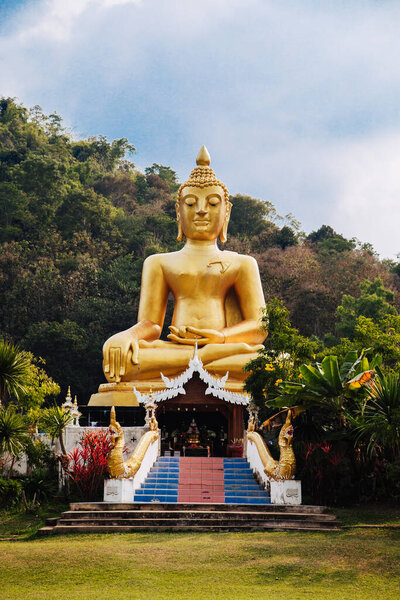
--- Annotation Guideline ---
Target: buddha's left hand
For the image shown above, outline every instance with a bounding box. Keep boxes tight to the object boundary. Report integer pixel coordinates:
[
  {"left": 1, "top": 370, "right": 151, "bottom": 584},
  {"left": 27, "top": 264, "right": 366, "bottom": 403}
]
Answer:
[{"left": 168, "top": 326, "right": 224, "bottom": 345}]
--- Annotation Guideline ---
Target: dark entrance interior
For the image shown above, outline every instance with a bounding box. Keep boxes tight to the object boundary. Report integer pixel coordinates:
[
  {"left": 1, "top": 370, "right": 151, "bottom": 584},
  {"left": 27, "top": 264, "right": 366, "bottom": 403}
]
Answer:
[
  {"left": 157, "top": 408, "right": 228, "bottom": 457},
  {"left": 155, "top": 374, "right": 245, "bottom": 457}
]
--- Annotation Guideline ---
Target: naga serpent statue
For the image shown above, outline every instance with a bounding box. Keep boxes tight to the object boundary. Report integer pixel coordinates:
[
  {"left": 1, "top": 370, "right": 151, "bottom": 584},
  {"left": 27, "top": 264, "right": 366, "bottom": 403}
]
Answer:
[
  {"left": 107, "top": 406, "right": 159, "bottom": 478},
  {"left": 247, "top": 410, "right": 296, "bottom": 480}
]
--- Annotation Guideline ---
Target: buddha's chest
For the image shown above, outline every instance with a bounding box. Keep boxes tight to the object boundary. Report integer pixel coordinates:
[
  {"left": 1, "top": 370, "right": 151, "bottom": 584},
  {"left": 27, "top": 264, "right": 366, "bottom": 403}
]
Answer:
[{"left": 163, "top": 257, "right": 237, "bottom": 296}]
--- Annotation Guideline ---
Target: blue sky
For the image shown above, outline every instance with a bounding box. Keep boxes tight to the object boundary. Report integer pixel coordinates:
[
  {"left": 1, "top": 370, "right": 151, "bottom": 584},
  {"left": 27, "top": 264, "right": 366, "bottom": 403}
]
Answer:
[{"left": 1, "top": 0, "right": 400, "bottom": 258}]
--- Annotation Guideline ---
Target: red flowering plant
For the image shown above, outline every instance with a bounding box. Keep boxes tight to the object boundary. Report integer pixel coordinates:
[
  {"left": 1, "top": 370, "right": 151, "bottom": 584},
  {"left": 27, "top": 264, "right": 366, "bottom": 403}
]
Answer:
[{"left": 62, "top": 430, "right": 112, "bottom": 500}]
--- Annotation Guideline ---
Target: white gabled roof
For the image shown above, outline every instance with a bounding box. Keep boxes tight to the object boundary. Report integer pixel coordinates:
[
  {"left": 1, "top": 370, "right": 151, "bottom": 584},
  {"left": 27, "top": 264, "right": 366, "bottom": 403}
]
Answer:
[{"left": 134, "top": 344, "right": 250, "bottom": 407}]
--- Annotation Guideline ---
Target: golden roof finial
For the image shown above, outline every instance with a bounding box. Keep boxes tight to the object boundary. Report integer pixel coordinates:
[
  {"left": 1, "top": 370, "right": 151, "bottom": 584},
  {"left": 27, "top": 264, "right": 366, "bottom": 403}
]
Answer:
[
  {"left": 66, "top": 386, "right": 72, "bottom": 401},
  {"left": 196, "top": 145, "right": 211, "bottom": 166},
  {"left": 74, "top": 395, "right": 78, "bottom": 406}
]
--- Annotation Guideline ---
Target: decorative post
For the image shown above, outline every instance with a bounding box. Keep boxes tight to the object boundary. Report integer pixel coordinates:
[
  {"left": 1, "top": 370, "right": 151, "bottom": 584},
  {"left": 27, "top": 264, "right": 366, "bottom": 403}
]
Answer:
[
  {"left": 62, "top": 387, "right": 81, "bottom": 427},
  {"left": 144, "top": 389, "right": 157, "bottom": 428}
]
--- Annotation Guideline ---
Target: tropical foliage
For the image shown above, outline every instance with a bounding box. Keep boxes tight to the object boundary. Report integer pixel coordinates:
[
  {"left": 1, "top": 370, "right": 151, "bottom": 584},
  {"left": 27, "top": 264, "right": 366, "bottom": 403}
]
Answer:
[
  {"left": 349, "top": 368, "right": 400, "bottom": 461},
  {"left": 0, "top": 340, "right": 31, "bottom": 406},
  {"left": 0, "top": 406, "right": 28, "bottom": 471},
  {"left": 255, "top": 351, "right": 399, "bottom": 504},
  {"left": 62, "top": 430, "right": 112, "bottom": 500},
  {"left": 40, "top": 405, "right": 74, "bottom": 455}
]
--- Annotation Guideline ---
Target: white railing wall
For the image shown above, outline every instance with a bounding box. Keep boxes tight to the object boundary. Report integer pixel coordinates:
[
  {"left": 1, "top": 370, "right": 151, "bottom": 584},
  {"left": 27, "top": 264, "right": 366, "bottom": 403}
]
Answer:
[
  {"left": 246, "top": 436, "right": 270, "bottom": 489},
  {"left": 131, "top": 434, "right": 160, "bottom": 491}
]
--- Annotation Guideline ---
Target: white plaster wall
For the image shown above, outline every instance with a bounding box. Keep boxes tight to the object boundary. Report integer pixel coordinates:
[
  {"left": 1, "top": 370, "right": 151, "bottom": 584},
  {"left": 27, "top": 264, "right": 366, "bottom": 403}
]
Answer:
[
  {"left": 5, "top": 425, "right": 147, "bottom": 476},
  {"left": 62, "top": 425, "right": 146, "bottom": 457}
]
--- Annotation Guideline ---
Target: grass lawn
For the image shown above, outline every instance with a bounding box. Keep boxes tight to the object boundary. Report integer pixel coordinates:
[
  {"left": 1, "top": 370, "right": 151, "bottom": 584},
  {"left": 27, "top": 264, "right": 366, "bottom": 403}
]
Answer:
[{"left": 0, "top": 503, "right": 399, "bottom": 600}]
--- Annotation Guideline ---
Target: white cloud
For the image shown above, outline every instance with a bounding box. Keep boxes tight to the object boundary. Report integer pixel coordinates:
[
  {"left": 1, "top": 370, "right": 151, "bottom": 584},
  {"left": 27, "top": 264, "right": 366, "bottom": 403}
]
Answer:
[
  {"left": 13, "top": 0, "right": 142, "bottom": 42},
  {"left": 1, "top": 0, "right": 400, "bottom": 258},
  {"left": 328, "top": 132, "right": 400, "bottom": 258}
]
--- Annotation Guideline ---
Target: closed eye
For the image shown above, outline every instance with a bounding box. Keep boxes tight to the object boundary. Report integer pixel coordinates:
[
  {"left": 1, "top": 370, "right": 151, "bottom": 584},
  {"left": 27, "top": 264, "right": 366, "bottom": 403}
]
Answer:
[{"left": 207, "top": 195, "right": 221, "bottom": 206}]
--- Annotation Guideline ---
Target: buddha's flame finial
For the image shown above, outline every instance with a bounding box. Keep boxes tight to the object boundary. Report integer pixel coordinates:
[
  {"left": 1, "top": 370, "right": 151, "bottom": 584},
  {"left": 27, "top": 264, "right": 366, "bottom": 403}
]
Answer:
[{"left": 196, "top": 145, "right": 211, "bottom": 166}]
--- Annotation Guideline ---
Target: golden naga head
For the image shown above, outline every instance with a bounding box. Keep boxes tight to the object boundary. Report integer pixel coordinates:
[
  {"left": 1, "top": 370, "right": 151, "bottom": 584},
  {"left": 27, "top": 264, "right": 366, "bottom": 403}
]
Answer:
[
  {"left": 176, "top": 146, "right": 232, "bottom": 243},
  {"left": 247, "top": 415, "right": 256, "bottom": 432},
  {"left": 109, "top": 406, "right": 123, "bottom": 447},
  {"left": 278, "top": 409, "right": 294, "bottom": 447}
]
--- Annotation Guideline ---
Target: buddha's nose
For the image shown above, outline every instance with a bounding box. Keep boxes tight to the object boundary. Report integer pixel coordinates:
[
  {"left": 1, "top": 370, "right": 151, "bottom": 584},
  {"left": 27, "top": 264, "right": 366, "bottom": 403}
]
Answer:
[{"left": 196, "top": 197, "right": 208, "bottom": 215}]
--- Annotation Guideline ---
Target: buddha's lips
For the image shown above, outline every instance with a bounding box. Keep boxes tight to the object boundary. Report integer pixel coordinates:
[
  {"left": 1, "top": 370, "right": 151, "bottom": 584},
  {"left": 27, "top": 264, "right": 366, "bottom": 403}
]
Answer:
[{"left": 193, "top": 220, "right": 210, "bottom": 224}]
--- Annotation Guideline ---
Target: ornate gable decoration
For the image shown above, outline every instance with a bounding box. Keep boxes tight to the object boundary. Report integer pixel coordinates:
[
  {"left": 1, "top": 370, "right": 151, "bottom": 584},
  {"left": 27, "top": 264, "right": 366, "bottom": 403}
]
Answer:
[{"left": 134, "top": 345, "right": 250, "bottom": 407}]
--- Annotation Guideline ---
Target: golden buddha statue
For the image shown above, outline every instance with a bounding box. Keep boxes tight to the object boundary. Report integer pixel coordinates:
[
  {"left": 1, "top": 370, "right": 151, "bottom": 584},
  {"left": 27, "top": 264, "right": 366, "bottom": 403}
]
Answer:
[{"left": 89, "top": 146, "right": 267, "bottom": 406}]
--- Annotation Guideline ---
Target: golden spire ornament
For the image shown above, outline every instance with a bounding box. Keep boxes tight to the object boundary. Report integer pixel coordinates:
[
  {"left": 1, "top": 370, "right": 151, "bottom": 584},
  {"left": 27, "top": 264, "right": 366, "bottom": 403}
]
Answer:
[
  {"left": 178, "top": 146, "right": 229, "bottom": 203},
  {"left": 196, "top": 145, "right": 211, "bottom": 166}
]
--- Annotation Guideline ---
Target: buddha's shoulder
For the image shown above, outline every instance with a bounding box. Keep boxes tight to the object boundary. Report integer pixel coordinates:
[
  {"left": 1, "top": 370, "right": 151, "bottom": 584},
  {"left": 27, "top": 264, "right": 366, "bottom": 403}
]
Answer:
[
  {"left": 143, "top": 251, "right": 180, "bottom": 267},
  {"left": 221, "top": 250, "right": 258, "bottom": 267}
]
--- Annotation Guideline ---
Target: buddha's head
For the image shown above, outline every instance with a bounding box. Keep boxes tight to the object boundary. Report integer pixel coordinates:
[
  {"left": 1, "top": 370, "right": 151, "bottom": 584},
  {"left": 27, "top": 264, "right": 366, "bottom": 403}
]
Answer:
[{"left": 176, "top": 146, "right": 232, "bottom": 243}]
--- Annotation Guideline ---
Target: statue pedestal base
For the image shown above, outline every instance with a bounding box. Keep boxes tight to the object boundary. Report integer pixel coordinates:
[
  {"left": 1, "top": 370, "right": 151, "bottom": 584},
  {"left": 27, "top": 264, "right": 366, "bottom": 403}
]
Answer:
[
  {"left": 270, "top": 480, "right": 302, "bottom": 505},
  {"left": 103, "top": 478, "right": 134, "bottom": 503},
  {"left": 89, "top": 377, "right": 246, "bottom": 406}
]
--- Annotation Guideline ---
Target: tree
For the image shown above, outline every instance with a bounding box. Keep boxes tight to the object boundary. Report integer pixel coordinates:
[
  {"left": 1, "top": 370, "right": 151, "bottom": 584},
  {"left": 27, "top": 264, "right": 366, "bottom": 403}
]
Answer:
[
  {"left": 17, "top": 353, "right": 60, "bottom": 411},
  {"left": 274, "top": 225, "right": 298, "bottom": 250},
  {"left": 41, "top": 405, "right": 73, "bottom": 455},
  {"left": 0, "top": 406, "right": 28, "bottom": 476},
  {"left": 0, "top": 340, "right": 31, "bottom": 406},
  {"left": 307, "top": 225, "right": 355, "bottom": 254},
  {"left": 349, "top": 367, "right": 400, "bottom": 461},
  {"left": 244, "top": 298, "right": 318, "bottom": 413},
  {"left": 336, "top": 278, "right": 397, "bottom": 339},
  {"left": 145, "top": 164, "right": 179, "bottom": 193},
  {"left": 23, "top": 320, "right": 89, "bottom": 399},
  {"left": 228, "top": 195, "right": 277, "bottom": 238}
]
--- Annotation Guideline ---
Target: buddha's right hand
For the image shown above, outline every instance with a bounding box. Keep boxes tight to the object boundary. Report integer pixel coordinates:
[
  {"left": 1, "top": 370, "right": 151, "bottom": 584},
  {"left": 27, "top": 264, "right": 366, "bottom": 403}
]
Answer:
[{"left": 103, "top": 330, "right": 139, "bottom": 382}]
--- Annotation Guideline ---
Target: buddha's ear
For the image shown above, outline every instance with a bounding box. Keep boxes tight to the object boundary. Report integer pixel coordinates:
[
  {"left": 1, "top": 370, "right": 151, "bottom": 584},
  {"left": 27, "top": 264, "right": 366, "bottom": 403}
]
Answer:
[
  {"left": 219, "top": 200, "right": 232, "bottom": 243},
  {"left": 175, "top": 202, "right": 183, "bottom": 242}
]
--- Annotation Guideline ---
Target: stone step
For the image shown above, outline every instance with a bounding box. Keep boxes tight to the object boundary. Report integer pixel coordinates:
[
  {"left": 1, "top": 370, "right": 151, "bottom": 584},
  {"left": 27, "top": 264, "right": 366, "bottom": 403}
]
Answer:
[
  {"left": 39, "top": 522, "right": 340, "bottom": 535},
  {"left": 58, "top": 510, "right": 338, "bottom": 521},
  {"left": 134, "top": 496, "right": 269, "bottom": 504},
  {"left": 55, "top": 518, "right": 338, "bottom": 529},
  {"left": 69, "top": 502, "right": 330, "bottom": 513},
  {"left": 136, "top": 487, "right": 266, "bottom": 495},
  {"left": 39, "top": 502, "right": 340, "bottom": 535}
]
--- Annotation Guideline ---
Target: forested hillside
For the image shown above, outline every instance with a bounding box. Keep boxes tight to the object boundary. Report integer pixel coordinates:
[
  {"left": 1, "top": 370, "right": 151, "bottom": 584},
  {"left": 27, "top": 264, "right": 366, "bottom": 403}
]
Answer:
[{"left": 1, "top": 98, "right": 400, "bottom": 402}]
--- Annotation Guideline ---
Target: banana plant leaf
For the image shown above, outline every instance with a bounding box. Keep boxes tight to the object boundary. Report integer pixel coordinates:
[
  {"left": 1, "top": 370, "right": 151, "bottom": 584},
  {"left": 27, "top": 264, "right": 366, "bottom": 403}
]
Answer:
[
  {"left": 299, "top": 364, "right": 332, "bottom": 393},
  {"left": 320, "top": 356, "right": 342, "bottom": 392}
]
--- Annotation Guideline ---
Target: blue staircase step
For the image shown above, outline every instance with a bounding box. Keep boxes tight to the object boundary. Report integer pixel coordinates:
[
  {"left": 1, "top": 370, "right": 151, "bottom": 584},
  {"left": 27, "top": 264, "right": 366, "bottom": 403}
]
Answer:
[{"left": 134, "top": 456, "right": 270, "bottom": 505}]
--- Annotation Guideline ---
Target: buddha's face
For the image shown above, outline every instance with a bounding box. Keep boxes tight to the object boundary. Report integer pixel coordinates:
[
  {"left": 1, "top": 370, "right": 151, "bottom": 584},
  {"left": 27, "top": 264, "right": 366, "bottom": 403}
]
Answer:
[{"left": 177, "top": 185, "right": 229, "bottom": 241}]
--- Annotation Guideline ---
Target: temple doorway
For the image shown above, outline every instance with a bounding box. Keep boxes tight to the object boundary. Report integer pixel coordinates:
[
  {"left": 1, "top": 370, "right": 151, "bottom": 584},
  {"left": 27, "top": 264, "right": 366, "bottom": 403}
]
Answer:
[
  {"left": 155, "top": 374, "right": 246, "bottom": 457},
  {"left": 157, "top": 409, "right": 228, "bottom": 457}
]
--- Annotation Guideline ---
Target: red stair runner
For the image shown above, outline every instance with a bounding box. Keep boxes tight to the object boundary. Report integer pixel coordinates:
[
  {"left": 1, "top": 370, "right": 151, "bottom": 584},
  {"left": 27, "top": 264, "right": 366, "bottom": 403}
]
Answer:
[{"left": 177, "top": 457, "right": 225, "bottom": 503}]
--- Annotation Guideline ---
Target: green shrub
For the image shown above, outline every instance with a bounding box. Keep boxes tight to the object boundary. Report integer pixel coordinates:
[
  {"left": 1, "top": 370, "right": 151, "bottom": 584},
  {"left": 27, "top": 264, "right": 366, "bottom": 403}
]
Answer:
[
  {"left": 0, "top": 477, "right": 22, "bottom": 508},
  {"left": 22, "top": 468, "right": 58, "bottom": 504},
  {"left": 25, "top": 438, "right": 57, "bottom": 472}
]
